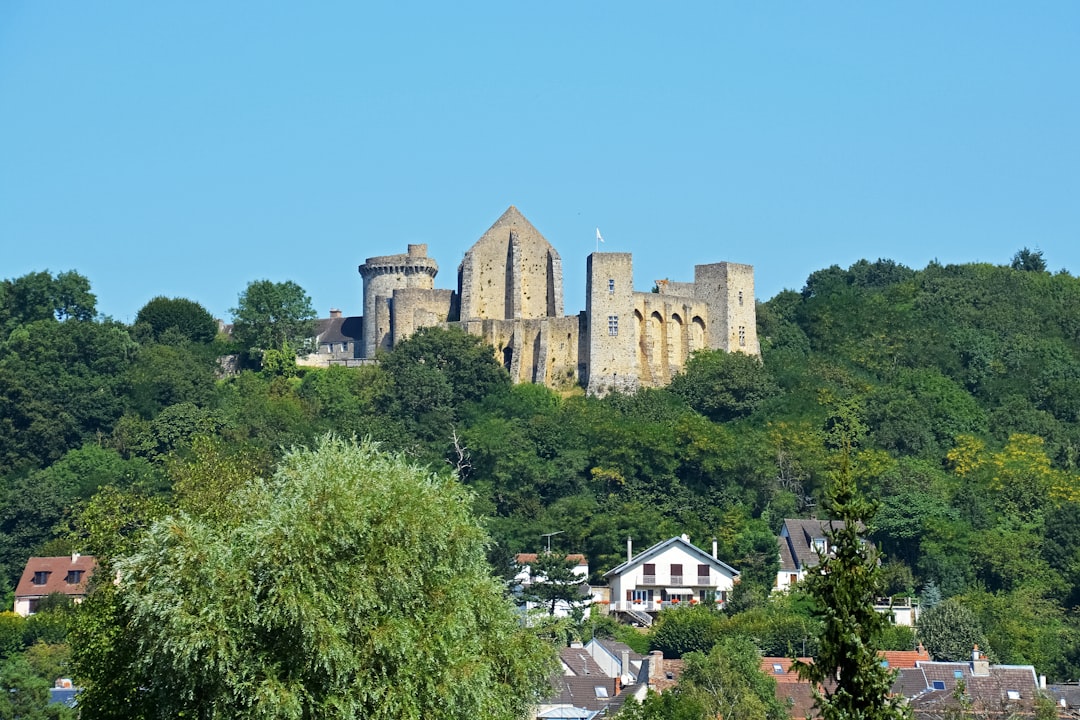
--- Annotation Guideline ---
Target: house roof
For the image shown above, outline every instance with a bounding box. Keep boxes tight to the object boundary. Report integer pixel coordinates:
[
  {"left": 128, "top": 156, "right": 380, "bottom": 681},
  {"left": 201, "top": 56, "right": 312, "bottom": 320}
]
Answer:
[
  {"left": 880, "top": 646, "right": 931, "bottom": 669},
  {"left": 906, "top": 661, "right": 1040, "bottom": 715},
  {"left": 778, "top": 518, "right": 849, "bottom": 571},
  {"left": 515, "top": 553, "right": 588, "bottom": 567},
  {"left": 551, "top": 648, "right": 619, "bottom": 712},
  {"left": 314, "top": 316, "right": 363, "bottom": 345},
  {"left": 603, "top": 536, "right": 739, "bottom": 579},
  {"left": 15, "top": 555, "right": 97, "bottom": 598}
]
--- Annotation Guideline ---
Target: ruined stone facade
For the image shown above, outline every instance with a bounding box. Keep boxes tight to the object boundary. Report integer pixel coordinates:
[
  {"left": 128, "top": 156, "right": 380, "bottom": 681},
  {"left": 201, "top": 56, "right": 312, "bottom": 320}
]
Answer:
[{"left": 306, "top": 206, "right": 759, "bottom": 393}]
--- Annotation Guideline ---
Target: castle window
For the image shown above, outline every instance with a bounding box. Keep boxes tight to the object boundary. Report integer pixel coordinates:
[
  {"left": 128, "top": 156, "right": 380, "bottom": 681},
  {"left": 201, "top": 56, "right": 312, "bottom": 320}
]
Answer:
[
  {"left": 608, "top": 278, "right": 615, "bottom": 294},
  {"left": 738, "top": 290, "right": 743, "bottom": 306},
  {"left": 738, "top": 326, "right": 746, "bottom": 346},
  {"left": 608, "top": 315, "right": 619, "bottom": 336}
]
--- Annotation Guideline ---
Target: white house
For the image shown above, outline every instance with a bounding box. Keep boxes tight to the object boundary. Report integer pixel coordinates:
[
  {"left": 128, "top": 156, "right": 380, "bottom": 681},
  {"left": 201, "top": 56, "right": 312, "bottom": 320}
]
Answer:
[
  {"left": 775, "top": 518, "right": 848, "bottom": 592},
  {"left": 602, "top": 535, "right": 739, "bottom": 625}
]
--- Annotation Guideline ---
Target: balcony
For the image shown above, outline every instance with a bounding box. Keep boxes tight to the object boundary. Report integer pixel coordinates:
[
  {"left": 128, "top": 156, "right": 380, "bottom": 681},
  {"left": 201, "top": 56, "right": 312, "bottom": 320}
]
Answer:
[
  {"left": 642, "top": 575, "right": 657, "bottom": 585},
  {"left": 696, "top": 576, "right": 710, "bottom": 586},
  {"left": 669, "top": 575, "right": 683, "bottom": 585}
]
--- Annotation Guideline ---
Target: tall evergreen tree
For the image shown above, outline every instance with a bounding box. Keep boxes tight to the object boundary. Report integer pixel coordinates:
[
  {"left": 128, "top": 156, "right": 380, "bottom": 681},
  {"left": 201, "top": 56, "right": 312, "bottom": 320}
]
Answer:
[{"left": 795, "top": 429, "right": 911, "bottom": 720}]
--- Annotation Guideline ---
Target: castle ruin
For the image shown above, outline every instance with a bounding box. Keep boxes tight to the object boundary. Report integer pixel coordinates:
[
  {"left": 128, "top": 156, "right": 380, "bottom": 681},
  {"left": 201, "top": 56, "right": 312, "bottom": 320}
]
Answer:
[{"left": 304, "top": 206, "right": 759, "bottom": 395}]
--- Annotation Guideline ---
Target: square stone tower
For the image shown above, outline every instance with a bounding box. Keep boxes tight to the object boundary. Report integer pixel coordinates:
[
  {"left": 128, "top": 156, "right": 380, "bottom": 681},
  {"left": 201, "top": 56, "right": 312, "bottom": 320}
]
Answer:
[
  {"left": 693, "top": 262, "right": 760, "bottom": 356},
  {"left": 585, "top": 252, "right": 638, "bottom": 396}
]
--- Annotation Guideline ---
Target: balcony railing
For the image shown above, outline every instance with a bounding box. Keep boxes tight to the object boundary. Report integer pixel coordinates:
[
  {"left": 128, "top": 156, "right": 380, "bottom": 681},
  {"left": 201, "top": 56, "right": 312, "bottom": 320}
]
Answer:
[
  {"left": 696, "top": 576, "right": 710, "bottom": 586},
  {"left": 670, "top": 575, "right": 683, "bottom": 585},
  {"left": 642, "top": 575, "right": 656, "bottom": 584}
]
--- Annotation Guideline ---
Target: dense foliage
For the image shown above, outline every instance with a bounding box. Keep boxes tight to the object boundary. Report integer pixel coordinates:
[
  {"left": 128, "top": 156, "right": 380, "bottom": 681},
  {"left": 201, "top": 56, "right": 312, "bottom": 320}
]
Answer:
[{"left": 4, "top": 252, "right": 1080, "bottom": 710}]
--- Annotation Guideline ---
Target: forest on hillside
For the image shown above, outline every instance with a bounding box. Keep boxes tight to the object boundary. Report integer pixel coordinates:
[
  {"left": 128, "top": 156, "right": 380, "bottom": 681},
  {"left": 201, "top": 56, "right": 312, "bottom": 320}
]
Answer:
[{"left": 3, "top": 250, "right": 1080, "bottom": 703}]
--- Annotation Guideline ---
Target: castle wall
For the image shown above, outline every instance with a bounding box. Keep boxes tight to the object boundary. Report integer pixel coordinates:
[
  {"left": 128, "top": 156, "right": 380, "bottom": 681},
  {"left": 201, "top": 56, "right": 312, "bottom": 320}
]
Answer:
[
  {"left": 586, "top": 253, "right": 638, "bottom": 396},
  {"left": 632, "top": 292, "right": 710, "bottom": 385},
  {"left": 390, "top": 288, "right": 455, "bottom": 347},
  {"left": 457, "top": 207, "right": 564, "bottom": 321}
]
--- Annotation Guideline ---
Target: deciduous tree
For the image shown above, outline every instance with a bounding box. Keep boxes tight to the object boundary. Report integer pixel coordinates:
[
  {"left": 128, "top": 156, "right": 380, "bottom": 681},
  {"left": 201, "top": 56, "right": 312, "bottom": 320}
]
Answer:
[{"left": 76, "top": 436, "right": 554, "bottom": 719}]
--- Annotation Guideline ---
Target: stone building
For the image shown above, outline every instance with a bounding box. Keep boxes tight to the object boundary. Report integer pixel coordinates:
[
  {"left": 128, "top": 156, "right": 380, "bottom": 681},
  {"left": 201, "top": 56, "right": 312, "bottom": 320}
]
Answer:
[{"left": 303, "top": 206, "right": 759, "bottom": 394}]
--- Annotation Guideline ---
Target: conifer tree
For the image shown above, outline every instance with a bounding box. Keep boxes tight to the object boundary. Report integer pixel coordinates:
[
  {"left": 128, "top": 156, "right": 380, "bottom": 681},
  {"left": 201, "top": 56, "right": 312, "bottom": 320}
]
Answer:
[{"left": 795, "top": 419, "right": 911, "bottom": 720}]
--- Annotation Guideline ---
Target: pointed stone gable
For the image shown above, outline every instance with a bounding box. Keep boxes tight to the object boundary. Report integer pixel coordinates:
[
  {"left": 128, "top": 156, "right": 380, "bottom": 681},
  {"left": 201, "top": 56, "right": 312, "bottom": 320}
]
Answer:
[{"left": 458, "top": 206, "right": 565, "bottom": 321}]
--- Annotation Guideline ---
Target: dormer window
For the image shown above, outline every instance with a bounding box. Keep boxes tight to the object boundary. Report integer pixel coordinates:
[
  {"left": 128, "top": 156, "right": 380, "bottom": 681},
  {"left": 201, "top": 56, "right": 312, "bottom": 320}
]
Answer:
[
  {"left": 813, "top": 538, "right": 827, "bottom": 554},
  {"left": 32, "top": 571, "right": 49, "bottom": 585},
  {"left": 65, "top": 570, "right": 84, "bottom": 584}
]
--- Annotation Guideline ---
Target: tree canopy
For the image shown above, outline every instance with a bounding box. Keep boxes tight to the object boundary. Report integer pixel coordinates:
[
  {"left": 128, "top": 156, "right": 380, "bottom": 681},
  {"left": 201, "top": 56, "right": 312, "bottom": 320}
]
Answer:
[
  {"left": 75, "top": 436, "right": 554, "bottom": 720},
  {"left": 230, "top": 279, "right": 316, "bottom": 356}
]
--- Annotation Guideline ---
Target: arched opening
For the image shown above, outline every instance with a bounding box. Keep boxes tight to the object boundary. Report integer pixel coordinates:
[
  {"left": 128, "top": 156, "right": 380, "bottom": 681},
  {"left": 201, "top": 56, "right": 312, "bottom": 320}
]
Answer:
[
  {"left": 650, "top": 311, "right": 665, "bottom": 384},
  {"left": 691, "top": 317, "right": 706, "bottom": 351},
  {"left": 670, "top": 313, "right": 685, "bottom": 371}
]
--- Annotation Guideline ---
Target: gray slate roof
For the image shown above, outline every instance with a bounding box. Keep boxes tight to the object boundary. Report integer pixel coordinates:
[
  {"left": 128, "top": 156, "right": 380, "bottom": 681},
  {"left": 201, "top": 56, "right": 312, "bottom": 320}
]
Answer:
[
  {"left": 778, "top": 518, "right": 848, "bottom": 572},
  {"left": 314, "top": 316, "right": 363, "bottom": 345}
]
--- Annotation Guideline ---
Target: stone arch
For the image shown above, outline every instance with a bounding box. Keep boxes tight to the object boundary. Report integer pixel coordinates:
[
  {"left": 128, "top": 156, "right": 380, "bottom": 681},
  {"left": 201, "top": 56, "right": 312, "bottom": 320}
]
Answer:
[
  {"left": 669, "top": 313, "right": 685, "bottom": 371},
  {"left": 649, "top": 311, "right": 665, "bottom": 384},
  {"left": 690, "top": 316, "right": 706, "bottom": 351},
  {"left": 634, "top": 310, "right": 650, "bottom": 385}
]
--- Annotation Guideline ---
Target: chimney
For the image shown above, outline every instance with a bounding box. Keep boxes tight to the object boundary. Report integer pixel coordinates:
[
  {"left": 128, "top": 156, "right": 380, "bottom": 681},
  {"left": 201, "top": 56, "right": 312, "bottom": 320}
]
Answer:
[
  {"left": 648, "top": 651, "right": 664, "bottom": 685},
  {"left": 712, "top": 537, "right": 718, "bottom": 559},
  {"left": 71, "top": 553, "right": 80, "bottom": 563},
  {"left": 329, "top": 308, "right": 343, "bottom": 318},
  {"left": 627, "top": 537, "right": 633, "bottom": 562},
  {"left": 407, "top": 243, "right": 427, "bottom": 258},
  {"left": 1040, "top": 675, "right": 1047, "bottom": 690},
  {"left": 621, "top": 649, "right": 630, "bottom": 677},
  {"left": 971, "top": 645, "right": 989, "bottom": 676}
]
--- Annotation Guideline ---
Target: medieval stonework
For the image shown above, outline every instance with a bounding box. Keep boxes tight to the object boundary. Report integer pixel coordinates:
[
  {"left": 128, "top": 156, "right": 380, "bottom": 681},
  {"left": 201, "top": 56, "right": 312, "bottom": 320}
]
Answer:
[{"left": 302, "top": 206, "right": 760, "bottom": 394}]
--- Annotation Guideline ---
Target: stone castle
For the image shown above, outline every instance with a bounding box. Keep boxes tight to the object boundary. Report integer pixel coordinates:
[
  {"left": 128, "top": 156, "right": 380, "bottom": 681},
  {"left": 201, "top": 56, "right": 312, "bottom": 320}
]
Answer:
[{"left": 304, "top": 206, "right": 759, "bottom": 395}]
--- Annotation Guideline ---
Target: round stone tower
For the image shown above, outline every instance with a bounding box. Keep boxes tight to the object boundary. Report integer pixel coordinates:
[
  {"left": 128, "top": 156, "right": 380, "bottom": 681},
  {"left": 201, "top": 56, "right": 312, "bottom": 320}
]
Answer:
[{"left": 358, "top": 243, "right": 438, "bottom": 357}]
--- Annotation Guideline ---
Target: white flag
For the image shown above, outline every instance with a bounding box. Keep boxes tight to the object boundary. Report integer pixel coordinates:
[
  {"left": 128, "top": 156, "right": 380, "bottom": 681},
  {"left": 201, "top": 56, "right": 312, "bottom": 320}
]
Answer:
[{"left": 596, "top": 228, "right": 604, "bottom": 243}]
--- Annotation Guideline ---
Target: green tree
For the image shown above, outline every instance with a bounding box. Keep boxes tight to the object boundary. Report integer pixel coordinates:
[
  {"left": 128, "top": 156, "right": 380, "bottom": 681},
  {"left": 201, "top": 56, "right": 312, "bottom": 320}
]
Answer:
[
  {"left": 793, "top": 447, "right": 911, "bottom": 720},
  {"left": 518, "top": 552, "right": 589, "bottom": 616},
  {"left": 76, "top": 436, "right": 554, "bottom": 719},
  {"left": 917, "top": 598, "right": 990, "bottom": 662},
  {"left": 668, "top": 349, "right": 778, "bottom": 423},
  {"left": 0, "top": 270, "right": 96, "bottom": 332},
  {"left": 230, "top": 279, "right": 316, "bottom": 357},
  {"left": 1011, "top": 247, "right": 1047, "bottom": 273},
  {"left": 619, "top": 637, "right": 787, "bottom": 720},
  {"left": 133, "top": 296, "right": 218, "bottom": 344},
  {"left": 649, "top": 605, "right": 725, "bottom": 659}
]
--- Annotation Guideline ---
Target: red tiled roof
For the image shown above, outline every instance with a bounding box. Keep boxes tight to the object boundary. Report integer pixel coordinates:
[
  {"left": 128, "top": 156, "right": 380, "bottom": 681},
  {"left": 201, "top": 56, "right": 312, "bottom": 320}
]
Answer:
[
  {"left": 881, "top": 647, "right": 931, "bottom": 669},
  {"left": 14, "top": 555, "right": 97, "bottom": 599}
]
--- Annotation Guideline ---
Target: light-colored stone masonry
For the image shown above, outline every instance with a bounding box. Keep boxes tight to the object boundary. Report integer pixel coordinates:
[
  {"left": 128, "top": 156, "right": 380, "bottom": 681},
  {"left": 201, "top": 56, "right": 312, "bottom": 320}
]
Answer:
[{"left": 327, "top": 206, "right": 758, "bottom": 394}]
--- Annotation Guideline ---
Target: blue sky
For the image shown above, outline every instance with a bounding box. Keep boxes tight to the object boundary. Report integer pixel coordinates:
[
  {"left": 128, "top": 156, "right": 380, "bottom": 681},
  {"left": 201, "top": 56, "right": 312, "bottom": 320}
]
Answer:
[{"left": 2, "top": 3, "right": 1077, "bottom": 323}]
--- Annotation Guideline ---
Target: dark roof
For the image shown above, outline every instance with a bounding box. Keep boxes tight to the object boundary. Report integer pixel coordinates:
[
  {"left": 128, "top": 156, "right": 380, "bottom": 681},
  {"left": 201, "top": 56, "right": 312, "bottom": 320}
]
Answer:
[
  {"left": 590, "top": 638, "right": 645, "bottom": 662},
  {"left": 908, "top": 661, "right": 1040, "bottom": 715},
  {"left": 15, "top": 555, "right": 97, "bottom": 599},
  {"left": 779, "top": 518, "right": 849, "bottom": 571},
  {"left": 314, "top": 316, "right": 363, "bottom": 344},
  {"left": 1047, "top": 683, "right": 1080, "bottom": 709},
  {"left": 603, "top": 536, "right": 739, "bottom": 579},
  {"left": 551, "top": 648, "right": 619, "bottom": 712}
]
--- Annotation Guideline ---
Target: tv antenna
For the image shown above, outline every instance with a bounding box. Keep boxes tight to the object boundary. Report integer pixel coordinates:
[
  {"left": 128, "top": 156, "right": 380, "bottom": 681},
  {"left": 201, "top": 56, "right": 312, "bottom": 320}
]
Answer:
[{"left": 541, "top": 531, "right": 564, "bottom": 552}]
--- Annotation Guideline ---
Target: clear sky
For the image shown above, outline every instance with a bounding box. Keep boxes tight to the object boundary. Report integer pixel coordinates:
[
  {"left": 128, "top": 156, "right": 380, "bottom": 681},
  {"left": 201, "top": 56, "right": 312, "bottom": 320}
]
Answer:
[{"left": 2, "top": 3, "right": 1078, "bottom": 323}]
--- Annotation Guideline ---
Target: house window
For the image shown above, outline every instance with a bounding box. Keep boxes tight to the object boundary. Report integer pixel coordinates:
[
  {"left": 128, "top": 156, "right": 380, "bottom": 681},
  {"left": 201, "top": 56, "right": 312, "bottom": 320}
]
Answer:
[
  {"left": 608, "top": 315, "right": 618, "bottom": 336},
  {"left": 697, "top": 564, "right": 710, "bottom": 584},
  {"left": 1006, "top": 690, "right": 1021, "bottom": 701},
  {"left": 813, "top": 537, "right": 827, "bottom": 555},
  {"left": 953, "top": 670, "right": 963, "bottom": 679},
  {"left": 65, "top": 570, "right": 83, "bottom": 584},
  {"left": 642, "top": 564, "right": 656, "bottom": 584},
  {"left": 32, "top": 571, "right": 49, "bottom": 585},
  {"left": 608, "top": 279, "right": 615, "bottom": 294},
  {"left": 932, "top": 681, "right": 946, "bottom": 691},
  {"left": 772, "top": 664, "right": 784, "bottom": 674},
  {"left": 670, "top": 564, "right": 683, "bottom": 584},
  {"left": 595, "top": 686, "right": 609, "bottom": 699},
  {"left": 631, "top": 589, "right": 650, "bottom": 604},
  {"left": 789, "top": 573, "right": 798, "bottom": 585},
  {"left": 738, "top": 326, "right": 746, "bottom": 346}
]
